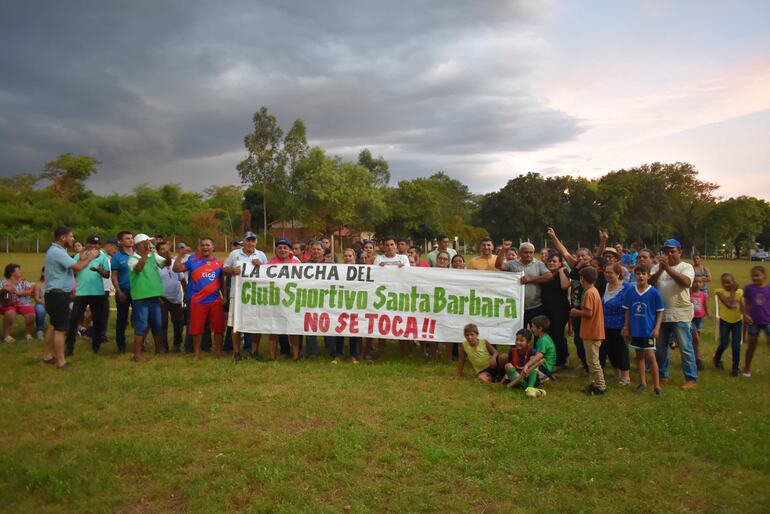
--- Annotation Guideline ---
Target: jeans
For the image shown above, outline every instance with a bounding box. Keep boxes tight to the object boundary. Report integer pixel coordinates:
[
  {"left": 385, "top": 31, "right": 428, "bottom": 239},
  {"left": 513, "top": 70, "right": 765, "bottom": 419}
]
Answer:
[
  {"left": 305, "top": 335, "right": 335, "bottom": 357},
  {"left": 572, "top": 318, "right": 588, "bottom": 371},
  {"left": 34, "top": 303, "right": 46, "bottom": 333},
  {"left": 656, "top": 321, "right": 698, "bottom": 381},
  {"left": 161, "top": 299, "right": 184, "bottom": 350},
  {"left": 716, "top": 319, "right": 742, "bottom": 371},
  {"left": 115, "top": 292, "right": 132, "bottom": 352},
  {"left": 132, "top": 298, "right": 163, "bottom": 337},
  {"left": 66, "top": 295, "right": 107, "bottom": 354},
  {"left": 334, "top": 336, "right": 358, "bottom": 358}
]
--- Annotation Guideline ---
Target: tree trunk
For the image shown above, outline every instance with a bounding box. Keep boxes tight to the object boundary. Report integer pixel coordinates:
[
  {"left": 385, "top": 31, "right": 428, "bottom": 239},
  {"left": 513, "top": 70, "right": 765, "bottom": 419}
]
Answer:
[{"left": 262, "top": 181, "right": 268, "bottom": 243}]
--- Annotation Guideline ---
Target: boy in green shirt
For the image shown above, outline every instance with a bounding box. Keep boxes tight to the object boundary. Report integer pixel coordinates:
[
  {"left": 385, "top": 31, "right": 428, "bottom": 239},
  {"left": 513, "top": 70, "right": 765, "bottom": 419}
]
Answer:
[{"left": 517, "top": 315, "right": 556, "bottom": 397}]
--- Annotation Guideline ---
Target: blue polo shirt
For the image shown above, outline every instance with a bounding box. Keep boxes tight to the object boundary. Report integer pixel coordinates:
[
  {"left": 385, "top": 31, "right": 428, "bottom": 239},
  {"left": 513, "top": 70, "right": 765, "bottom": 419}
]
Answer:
[
  {"left": 44, "top": 243, "right": 76, "bottom": 292},
  {"left": 111, "top": 249, "right": 133, "bottom": 294}
]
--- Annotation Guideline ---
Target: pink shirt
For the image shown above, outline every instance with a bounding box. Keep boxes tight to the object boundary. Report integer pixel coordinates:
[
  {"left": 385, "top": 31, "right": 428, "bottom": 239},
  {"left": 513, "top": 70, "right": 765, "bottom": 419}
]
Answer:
[
  {"left": 691, "top": 290, "right": 708, "bottom": 319},
  {"left": 267, "top": 256, "right": 301, "bottom": 264}
]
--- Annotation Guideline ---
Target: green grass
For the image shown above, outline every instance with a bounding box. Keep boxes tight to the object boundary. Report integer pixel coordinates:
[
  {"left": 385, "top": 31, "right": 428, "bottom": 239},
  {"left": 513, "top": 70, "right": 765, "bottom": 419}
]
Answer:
[{"left": 1, "top": 255, "right": 769, "bottom": 513}]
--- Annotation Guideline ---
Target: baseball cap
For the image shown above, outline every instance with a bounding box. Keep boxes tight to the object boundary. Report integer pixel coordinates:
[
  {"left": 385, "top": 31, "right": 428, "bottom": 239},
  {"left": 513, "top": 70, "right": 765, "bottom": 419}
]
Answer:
[
  {"left": 86, "top": 235, "right": 101, "bottom": 244},
  {"left": 275, "top": 237, "right": 292, "bottom": 247},
  {"left": 104, "top": 237, "right": 119, "bottom": 246},
  {"left": 662, "top": 239, "right": 682, "bottom": 249},
  {"left": 243, "top": 231, "right": 258, "bottom": 240},
  {"left": 134, "top": 233, "right": 151, "bottom": 245},
  {"left": 176, "top": 242, "right": 188, "bottom": 250}
]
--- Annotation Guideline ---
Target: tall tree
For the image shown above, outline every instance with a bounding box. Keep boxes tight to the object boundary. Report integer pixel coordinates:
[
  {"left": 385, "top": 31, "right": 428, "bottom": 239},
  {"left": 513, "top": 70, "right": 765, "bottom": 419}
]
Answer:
[
  {"left": 357, "top": 148, "right": 391, "bottom": 187},
  {"left": 705, "top": 196, "right": 770, "bottom": 257},
  {"left": 41, "top": 153, "right": 99, "bottom": 200},
  {"left": 237, "top": 107, "right": 284, "bottom": 237}
]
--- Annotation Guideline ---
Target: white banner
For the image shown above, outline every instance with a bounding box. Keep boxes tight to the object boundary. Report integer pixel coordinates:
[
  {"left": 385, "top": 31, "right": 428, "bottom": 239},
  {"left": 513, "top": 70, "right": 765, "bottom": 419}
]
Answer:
[{"left": 233, "top": 264, "right": 524, "bottom": 344}]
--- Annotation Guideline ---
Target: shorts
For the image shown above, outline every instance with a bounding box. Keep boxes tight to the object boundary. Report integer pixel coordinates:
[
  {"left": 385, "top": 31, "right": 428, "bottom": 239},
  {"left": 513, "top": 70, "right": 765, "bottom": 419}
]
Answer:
[
  {"left": 0, "top": 303, "right": 35, "bottom": 316},
  {"left": 691, "top": 317, "right": 704, "bottom": 332},
  {"left": 478, "top": 367, "right": 505, "bottom": 383},
  {"left": 629, "top": 337, "right": 656, "bottom": 351},
  {"left": 44, "top": 291, "right": 72, "bottom": 331},
  {"left": 189, "top": 299, "right": 225, "bottom": 336},
  {"left": 132, "top": 298, "right": 163, "bottom": 337},
  {"left": 747, "top": 323, "right": 770, "bottom": 338}
]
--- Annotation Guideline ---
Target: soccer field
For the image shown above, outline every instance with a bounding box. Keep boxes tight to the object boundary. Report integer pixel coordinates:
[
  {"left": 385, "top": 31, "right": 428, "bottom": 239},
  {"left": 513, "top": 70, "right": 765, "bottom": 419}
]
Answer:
[{"left": 1, "top": 255, "right": 769, "bottom": 513}]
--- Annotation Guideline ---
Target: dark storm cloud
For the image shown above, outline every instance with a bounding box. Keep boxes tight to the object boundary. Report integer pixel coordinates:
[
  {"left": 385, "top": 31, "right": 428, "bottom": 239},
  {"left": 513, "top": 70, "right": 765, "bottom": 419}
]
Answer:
[{"left": 0, "top": 0, "right": 582, "bottom": 191}]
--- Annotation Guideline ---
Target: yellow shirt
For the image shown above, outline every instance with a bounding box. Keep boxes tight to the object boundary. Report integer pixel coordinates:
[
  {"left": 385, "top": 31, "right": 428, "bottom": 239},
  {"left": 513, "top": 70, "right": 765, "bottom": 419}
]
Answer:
[
  {"left": 462, "top": 338, "right": 491, "bottom": 374},
  {"left": 467, "top": 255, "right": 497, "bottom": 271},
  {"left": 714, "top": 288, "right": 743, "bottom": 323}
]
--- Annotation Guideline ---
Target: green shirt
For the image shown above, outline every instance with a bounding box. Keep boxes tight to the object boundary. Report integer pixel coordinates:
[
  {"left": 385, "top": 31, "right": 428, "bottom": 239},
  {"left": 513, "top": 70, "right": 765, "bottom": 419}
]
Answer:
[
  {"left": 462, "top": 338, "right": 491, "bottom": 374},
  {"left": 74, "top": 250, "right": 109, "bottom": 296},
  {"left": 534, "top": 333, "right": 557, "bottom": 373},
  {"left": 127, "top": 253, "right": 166, "bottom": 300}
]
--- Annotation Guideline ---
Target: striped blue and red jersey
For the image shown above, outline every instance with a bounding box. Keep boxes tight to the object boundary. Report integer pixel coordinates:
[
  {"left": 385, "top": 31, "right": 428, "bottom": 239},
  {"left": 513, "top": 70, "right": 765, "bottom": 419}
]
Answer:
[{"left": 184, "top": 255, "right": 223, "bottom": 305}]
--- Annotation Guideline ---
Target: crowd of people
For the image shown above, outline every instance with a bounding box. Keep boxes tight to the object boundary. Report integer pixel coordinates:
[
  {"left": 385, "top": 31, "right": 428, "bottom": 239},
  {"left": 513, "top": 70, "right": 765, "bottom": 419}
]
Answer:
[{"left": 2, "top": 226, "right": 768, "bottom": 398}]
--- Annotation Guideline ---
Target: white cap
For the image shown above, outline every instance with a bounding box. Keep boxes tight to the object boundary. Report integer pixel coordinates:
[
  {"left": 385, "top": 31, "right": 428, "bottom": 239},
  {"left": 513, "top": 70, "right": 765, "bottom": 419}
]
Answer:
[{"left": 134, "top": 233, "right": 151, "bottom": 245}]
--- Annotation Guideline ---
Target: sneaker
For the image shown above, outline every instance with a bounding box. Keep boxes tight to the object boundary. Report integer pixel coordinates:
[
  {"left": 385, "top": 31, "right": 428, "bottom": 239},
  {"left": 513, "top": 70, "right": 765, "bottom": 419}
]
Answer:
[
  {"left": 584, "top": 385, "right": 606, "bottom": 396},
  {"left": 654, "top": 387, "right": 662, "bottom": 396},
  {"left": 742, "top": 371, "right": 752, "bottom": 377},
  {"left": 36, "top": 330, "right": 44, "bottom": 340},
  {"left": 681, "top": 380, "right": 698, "bottom": 390},
  {"left": 3, "top": 335, "right": 15, "bottom": 343},
  {"left": 525, "top": 387, "right": 538, "bottom": 398},
  {"left": 731, "top": 368, "right": 739, "bottom": 377},
  {"left": 351, "top": 357, "right": 359, "bottom": 364},
  {"left": 233, "top": 352, "right": 242, "bottom": 363},
  {"left": 331, "top": 357, "right": 340, "bottom": 364},
  {"left": 583, "top": 384, "right": 595, "bottom": 394},
  {"left": 634, "top": 384, "right": 646, "bottom": 393},
  {"left": 713, "top": 356, "right": 724, "bottom": 370},
  {"left": 536, "top": 388, "right": 547, "bottom": 398},
  {"left": 25, "top": 334, "right": 33, "bottom": 342}
]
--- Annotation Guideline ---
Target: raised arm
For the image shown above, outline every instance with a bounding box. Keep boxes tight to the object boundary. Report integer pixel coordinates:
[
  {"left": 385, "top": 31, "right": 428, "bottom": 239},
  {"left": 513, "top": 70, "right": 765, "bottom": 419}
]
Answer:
[
  {"left": 546, "top": 227, "right": 577, "bottom": 268},
  {"left": 495, "top": 240, "right": 512, "bottom": 271}
]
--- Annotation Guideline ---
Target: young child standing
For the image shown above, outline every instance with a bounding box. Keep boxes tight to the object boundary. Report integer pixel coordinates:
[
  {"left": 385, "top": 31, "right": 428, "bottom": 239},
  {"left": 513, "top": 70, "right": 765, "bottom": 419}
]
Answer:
[
  {"left": 743, "top": 266, "right": 770, "bottom": 377},
  {"left": 456, "top": 324, "right": 506, "bottom": 383},
  {"left": 690, "top": 275, "right": 712, "bottom": 371},
  {"left": 622, "top": 264, "right": 664, "bottom": 395},
  {"left": 570, "top": 267, "right": 607, "bottom": 396},
  {"left": 713, "top": 273, "right": 744, "bottom": 376}
]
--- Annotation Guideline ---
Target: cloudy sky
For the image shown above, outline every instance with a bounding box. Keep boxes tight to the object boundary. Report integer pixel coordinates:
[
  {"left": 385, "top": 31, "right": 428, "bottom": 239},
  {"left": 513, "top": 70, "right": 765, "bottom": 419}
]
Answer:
[{"left": 1, "top": 0, "right": 768, "bottom": 198}]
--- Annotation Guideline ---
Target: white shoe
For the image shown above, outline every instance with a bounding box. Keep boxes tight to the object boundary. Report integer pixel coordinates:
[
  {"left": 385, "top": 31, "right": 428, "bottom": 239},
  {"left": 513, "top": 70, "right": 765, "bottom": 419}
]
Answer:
[
  {"left": 3, "top": 336, "right": 15, "bottom": 343},
  {"left": 36, "top": 331, "right": 44, "bottom": 340},
  {"left": 742, "top": 372, "right": 752, "bottom": 377},
  {"left": 25, "top": 334, "right": 33, "bottom": 342}
]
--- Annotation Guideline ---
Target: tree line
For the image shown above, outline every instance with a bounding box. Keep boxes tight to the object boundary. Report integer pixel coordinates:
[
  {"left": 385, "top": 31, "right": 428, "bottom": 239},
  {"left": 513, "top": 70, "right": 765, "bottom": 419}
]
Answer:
[{"left": 1, "top": 106, "right": 769, "bottom": 256}]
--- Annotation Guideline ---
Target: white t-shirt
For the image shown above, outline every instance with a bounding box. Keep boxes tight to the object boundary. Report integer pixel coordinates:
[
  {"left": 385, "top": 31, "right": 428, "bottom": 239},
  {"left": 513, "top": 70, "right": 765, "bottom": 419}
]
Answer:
[
  {"left": 374, "top": 254, "right": 410, "bottom": 267},
  {"left": 160, "top": 259, "right": 185, "bottom": 304},
  {"left": 102, "top": 252, "right": 113, "bottom": 293},
  {"left": 225, "top": 248, "right": 268, "bottom": 298},
  {"left": 653, "top": 261, "right": 695, "bottom": 322}
]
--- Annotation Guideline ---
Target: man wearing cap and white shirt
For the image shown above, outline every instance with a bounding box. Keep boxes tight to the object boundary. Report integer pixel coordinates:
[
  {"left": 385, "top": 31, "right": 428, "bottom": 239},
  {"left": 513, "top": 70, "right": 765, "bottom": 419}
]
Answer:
[
  {"left": 65, "top": 234, "right": 111, "bottom": 355},
  {"left": 650, "top": 238, "right": 698, "bottom": 389},
  {"left": 222, "top": 232, "right": 268, "bottom": 362}
]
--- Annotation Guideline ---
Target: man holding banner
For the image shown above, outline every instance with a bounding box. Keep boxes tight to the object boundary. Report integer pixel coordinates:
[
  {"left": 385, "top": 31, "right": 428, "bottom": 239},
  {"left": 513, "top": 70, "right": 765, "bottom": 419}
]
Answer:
[{"left": 223, "top": 232, "right": 267, "bottom": 362}]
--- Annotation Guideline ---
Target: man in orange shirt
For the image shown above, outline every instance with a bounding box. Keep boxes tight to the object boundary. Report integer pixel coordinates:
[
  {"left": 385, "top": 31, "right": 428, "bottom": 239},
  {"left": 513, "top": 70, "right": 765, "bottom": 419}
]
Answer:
[
  {"left": 570, "top": 266, "right": 606, "bottom": 395},
  {"left": 467, "top": 237, "right": 497, "bottom": 271}
]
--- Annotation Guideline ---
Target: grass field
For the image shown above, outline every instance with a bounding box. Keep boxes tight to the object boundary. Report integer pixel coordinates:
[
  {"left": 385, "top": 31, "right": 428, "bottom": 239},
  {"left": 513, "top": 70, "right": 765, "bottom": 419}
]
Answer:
[{"left": 1, "top": 254, "right": 769, "bottom": 513}]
